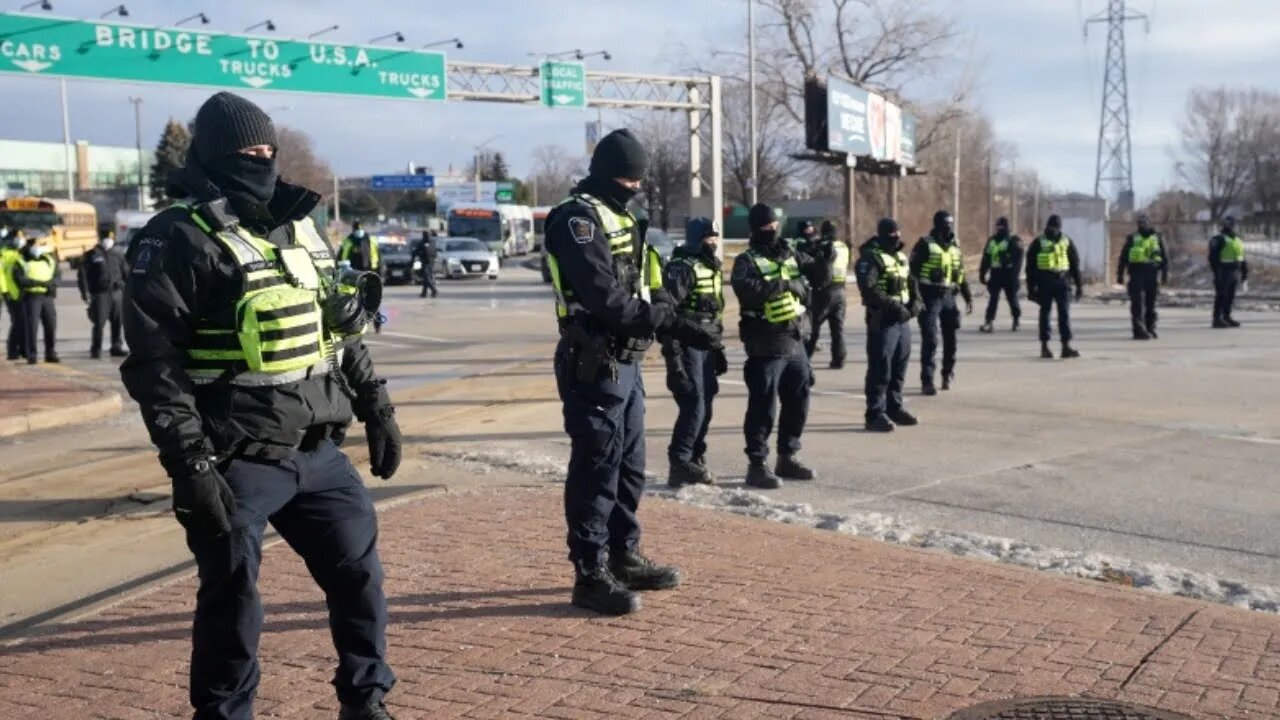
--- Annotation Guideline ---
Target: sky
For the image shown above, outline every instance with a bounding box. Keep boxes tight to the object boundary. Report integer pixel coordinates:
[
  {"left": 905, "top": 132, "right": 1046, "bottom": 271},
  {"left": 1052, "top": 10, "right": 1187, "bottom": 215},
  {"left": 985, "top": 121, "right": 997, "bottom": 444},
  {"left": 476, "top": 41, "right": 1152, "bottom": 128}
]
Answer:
[{"left": 0, "top": 0, "right": 1277, "bottom": 205}]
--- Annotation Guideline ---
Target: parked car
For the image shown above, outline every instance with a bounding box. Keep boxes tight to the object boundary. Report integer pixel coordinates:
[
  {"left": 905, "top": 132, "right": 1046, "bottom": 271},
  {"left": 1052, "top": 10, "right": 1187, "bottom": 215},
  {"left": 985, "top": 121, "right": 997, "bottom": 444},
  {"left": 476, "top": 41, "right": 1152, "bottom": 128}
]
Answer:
[
  {"left": 438, "top": 237, "right": 500, "bottom": 280},
  {"left": 379, "top": 239, "right": 416, "bottom": 285}
]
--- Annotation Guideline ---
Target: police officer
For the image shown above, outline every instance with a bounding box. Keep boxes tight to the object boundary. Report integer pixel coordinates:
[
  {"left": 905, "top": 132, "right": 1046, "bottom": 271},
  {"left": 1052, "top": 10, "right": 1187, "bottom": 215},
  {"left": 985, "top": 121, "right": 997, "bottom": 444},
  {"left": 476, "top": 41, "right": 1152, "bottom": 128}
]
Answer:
[
  {"left": 544, "top": 129, "right": 716, "bottom": 616},
  {"left": 14, "top": 231, "right": 59, "bottom": 364},
  {"left": 79, "top": 223, "right": 129, "bottom": 358},
  {"left": 979, "top": 217, "right": 1023, "bottom": 333},
  {"left": 119, "top": 93, "right": 401, "bottom": 720},
  {"left": 857, "top": 218, "right": 921, "bottom": 432},
  {"left": 0, "top": 229, "right": 23, "bottom": 360},
  {"left": 1025, "top": 215, "right": 1083, "bottom": 359},
  {"left": 911, "top": 210, "right": 972, "bottom": 394},
  {"left": 732, "top": 203, "right": 817, "bottom": 489},
  {"left": 663, "top": 217, "right": 726, "bottom": 488},
  {"left": 1208, "top": 216, "right": 1247, "bottom": 328},
  {"left": 800, "top": 221, "right": 850, "bottom": 369},
  {"left": 1117, "top": 213, "right": 1169, "bottom": 339},
  {"left": 341, "top": 221, "right": 384, "bottom": 332},
  {"left": 415, "top": 231, "right": 439, "bottom": 298}
]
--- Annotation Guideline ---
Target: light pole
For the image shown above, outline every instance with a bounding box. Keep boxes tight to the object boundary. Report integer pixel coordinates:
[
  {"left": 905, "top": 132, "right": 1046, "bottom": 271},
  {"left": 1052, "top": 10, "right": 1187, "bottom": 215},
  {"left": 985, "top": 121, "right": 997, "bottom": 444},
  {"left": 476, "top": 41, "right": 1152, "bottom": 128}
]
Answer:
[
  {"left": 244, "top": 19, "right": 275, "bottom": 33},
  {"left": 748, "top": 0, "right": 758, "bottom": 205},
  {"left": 174, "top": 12, "right": 208, "bottom": 27},
  {"left": 421, "top": 38, "right": 463, "bottom": 50},
  {"left": 19, "top": 1, "right": 53, "bottom": 10},
  {"left": 307, "top": 25, "right": 339, "bottom": 40},
  {"left": 368, "top": 32, "right": 405, "bottom": 44},
  {"left": 473, "top": 135, "right": 501, "bottom": 202},
  {"left": 129, "top": 97, "right": 144, "bottom": 209},
  {"left": 98, "top": 4, "right": 127, "bottom": 18}
]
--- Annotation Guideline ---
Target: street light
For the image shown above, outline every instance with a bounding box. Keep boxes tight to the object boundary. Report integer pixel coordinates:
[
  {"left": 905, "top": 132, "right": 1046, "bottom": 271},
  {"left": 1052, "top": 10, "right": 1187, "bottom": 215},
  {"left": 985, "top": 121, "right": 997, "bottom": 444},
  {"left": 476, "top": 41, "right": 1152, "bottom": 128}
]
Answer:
[
  {"left": 539, "top": 49, "right": 610, "bottom": 61},
  {"left": 128, "top": 97, "right": 144, "bottom": 210},
  {"left": 244, "top": 19, "right": 275, "bottom": 33},
  {"left": 307, "top": 25, "right": 339, "bottom": 39},
  {"left": 369, "top": 31, "right": 405, "bottom": 44},
  {"left": 19, "top": 1, "right": 52, "bottom": 10},
  {"left": 98, "top": 4, "right": 127, "bottom": 18},
  {"left": 421, "top": 37, "right": 463, "bottom": 50},
  {"left": 473, "top": 134, "right": 502, "bottom": 202},
  {"left": 174, "top": 12, "right": 209, "bottom": 27}
]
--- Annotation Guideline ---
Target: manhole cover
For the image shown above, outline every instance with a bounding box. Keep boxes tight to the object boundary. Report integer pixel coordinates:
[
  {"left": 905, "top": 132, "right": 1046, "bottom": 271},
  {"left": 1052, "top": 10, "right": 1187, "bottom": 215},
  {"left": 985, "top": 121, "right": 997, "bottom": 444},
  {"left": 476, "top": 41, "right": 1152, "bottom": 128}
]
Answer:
[{"left": 944, "top": 697, "right": 1194, "bottom": 720}]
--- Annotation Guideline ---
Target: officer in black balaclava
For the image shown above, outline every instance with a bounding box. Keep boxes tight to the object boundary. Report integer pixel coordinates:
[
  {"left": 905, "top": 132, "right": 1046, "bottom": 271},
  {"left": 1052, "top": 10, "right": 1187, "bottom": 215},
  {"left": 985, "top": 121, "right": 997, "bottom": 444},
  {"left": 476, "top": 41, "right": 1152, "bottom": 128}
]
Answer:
[
  {"left": 909, "top": 210, "right": 972, "bottom": 394},
  {"left": 1208, "top": 215, "right": 1247, "bottom": 327},
  {"left": 544, "top": 129, "right": 717, "bottom": 617},
  {"left": 979, "top": 217, "right": 1023, "bottom": 333},
  {"left": 731, "top": 203, "right": 818, "bottom": 489},
  {"left": 1117, "top": 212, "right": 1169, "bottom": 339},
  {"left": 120, "top": 92, "right": 402, "bottom": 720},
  {"left": 856, "top": 218, "right": 921, "bottom": 432},
  {"left": 1025, "top": 214, "right": 1083, "bottom": 359}
]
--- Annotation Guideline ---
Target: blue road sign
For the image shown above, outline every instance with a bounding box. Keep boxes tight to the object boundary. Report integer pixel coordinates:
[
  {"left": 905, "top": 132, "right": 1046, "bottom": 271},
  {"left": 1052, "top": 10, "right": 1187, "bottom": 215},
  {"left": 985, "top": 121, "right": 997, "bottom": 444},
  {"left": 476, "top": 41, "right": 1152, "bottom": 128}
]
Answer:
[{"left": 371, "top": 174, "right": 435, "bottom": 190}]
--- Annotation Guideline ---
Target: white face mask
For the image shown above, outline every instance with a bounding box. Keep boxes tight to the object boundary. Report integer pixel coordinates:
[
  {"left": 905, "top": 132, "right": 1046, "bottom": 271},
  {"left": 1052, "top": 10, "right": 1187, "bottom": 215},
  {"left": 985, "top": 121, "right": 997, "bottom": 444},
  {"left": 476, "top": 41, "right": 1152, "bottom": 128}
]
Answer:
[
  {"left": 29, "top": 246, "right": 47, "bottom": 258},
  {"left": 100, "top": 238, "right": 115, "bottom": 250}
]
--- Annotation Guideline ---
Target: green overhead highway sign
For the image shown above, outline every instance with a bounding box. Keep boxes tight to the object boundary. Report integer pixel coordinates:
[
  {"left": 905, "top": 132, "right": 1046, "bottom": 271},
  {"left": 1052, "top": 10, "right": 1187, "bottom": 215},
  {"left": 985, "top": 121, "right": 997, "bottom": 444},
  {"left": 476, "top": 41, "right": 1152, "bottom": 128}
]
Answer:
[
  {"left": 0, "top": 13, "right": 446, "bottom": 101},
  {"left": 540, "top": 60, "right": 586, "bottom": 109},
  {"left": 494, "top": 181, "right": 514, "bottom": 203}
]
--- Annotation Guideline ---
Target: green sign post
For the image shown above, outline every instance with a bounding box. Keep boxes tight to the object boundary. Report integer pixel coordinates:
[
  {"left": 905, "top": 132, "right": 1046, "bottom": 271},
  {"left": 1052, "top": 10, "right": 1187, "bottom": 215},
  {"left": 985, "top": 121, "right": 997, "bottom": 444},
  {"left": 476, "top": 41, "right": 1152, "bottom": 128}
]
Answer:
[
  {"left": 494, "top": 181, "right": 514, "bottom": 203},
  {"left": 539, "top": 60, "right": 586, "bottom": 109},
  {"left": 0, "top": 13, "right": 446, "bottom": 100}
]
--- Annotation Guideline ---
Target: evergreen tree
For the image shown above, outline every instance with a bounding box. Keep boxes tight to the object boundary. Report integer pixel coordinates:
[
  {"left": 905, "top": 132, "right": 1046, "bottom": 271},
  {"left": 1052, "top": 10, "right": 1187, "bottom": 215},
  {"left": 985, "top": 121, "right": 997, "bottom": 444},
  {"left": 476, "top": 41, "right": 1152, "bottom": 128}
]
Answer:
[
  {"left": 150, "top": 119, "right": 190, "bottom": 207},
  {"left": 487, "top": 151, "right": 510, "bottom": 181}
]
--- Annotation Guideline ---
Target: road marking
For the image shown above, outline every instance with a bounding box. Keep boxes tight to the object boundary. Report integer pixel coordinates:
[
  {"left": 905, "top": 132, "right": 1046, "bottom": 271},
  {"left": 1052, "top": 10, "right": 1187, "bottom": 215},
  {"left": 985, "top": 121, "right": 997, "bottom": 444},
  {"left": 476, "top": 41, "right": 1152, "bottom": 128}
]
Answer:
[
  {"left": 377, "top": 331, "right": 457, "bottom": 343},
  {"left": 1214, "top": 434, "right": 1280, "bottom": 446},
  {"left": 363, "top": 340, "right": 413, "bottom": 349},
  {"left": 720, "top": 378, "right": 863, "bottom": 399}
]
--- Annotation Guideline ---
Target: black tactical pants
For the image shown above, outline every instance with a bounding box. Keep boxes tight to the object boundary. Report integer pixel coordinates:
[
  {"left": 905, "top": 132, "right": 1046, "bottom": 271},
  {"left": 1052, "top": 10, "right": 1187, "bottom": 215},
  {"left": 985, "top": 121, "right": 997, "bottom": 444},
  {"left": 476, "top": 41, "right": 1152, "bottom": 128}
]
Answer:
[
  {"left": 865, "top": 317, "right": 911, "bottom": 421},
  {"left": 1127, "top": 267, "right": 1159, "bottom": 334},
  {"left": 89, "top": 289, "right": 124, "bottom": 355},
  {"left": 804, "top": 286, "right": 847, "bottom": 367},
  {"left": 742, "top": 345, "right": 811, "bottom": 465},
  {"left": 1037, "top": 277, "right": 1073, "bottom": 343},
  {"left": 918, "top": 291, "right": 960, "bottom": 384},
  {"left": 4, "top": 298, "right": 23, "bottom": 359},
  {"left": 667, "top": 344, "right": 718, "bottom": 467},
  {"left": 1214, "top": 266, "right": 1241, "bottom": 322},
  {"left": 23, "top": 293, "right": 55, "bottom": 362},
  {"left": 984, "top": 272, "right": 1021, "bottom": 325}
]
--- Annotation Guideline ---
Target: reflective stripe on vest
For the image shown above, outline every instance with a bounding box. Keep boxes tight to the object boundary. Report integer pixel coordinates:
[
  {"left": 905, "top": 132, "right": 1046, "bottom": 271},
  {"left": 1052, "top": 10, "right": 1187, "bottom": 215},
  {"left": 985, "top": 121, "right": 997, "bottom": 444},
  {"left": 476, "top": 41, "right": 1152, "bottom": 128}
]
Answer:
[
  {"left": 743, "top": 250, "right": 803, "bottom": 323},
  {"left": 831, "top": 241, "right": 850, "bottom": 283},
  {"left": 920, "top": 239, "right": 961, "bottom": 287},
  {"left": 1, "top": 248, "right": 23, "bottom": 300},
  {"left": 548, "top": 193, "right": 644, "bottom": 321},
  {"left": 678, "top": 256, "right": 724, "bottom": 319},
  {"left": 1220, "top": 235, "right": 1245, "bottom": 263},
  {"left": 23, "top": 255, "right": 56, "bottom": 294},
  {"left": 986, "top": 237, "right": 1009, "bottom": 268},
  {"left": 873, "top": 247, "right": 911, "bottom": 304},
  {"left": 181, "top": 210, "right": 337, "bottom": 386},
  {"left": 1036, "top": 236, "right": 1070, "bottom": 271},
  {"left": 1128, "top": 233, "right": 1162, "bottom": 264}
]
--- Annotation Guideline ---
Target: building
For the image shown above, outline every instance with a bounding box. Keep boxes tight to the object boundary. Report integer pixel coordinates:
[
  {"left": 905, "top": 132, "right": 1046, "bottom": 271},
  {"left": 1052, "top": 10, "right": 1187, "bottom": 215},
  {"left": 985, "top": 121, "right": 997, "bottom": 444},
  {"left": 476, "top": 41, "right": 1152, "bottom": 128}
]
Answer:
[{"left": 0, "top": 138, "right": 153, "bottom": 217}]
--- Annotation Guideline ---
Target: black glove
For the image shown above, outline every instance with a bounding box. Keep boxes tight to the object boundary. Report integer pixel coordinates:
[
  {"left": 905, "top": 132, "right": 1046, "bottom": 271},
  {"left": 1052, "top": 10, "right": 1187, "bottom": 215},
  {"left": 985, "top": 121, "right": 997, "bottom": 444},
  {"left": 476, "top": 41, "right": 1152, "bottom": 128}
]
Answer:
[
  {"left": 365, "top": 407, "right": 402, "bottom": 480},
  {"left": 171, "top": 457, "right": 236, "bottom": 536},
  {"left": 1027, "top": 285, "right": 1039, "bottom": 302},
  {"left": 964, "top": 298, "right": 973, "bottom": 315},
  {"left": 712, "top": 347, "right": 729, "bottom": 377},
  {"left": 788, "top": 278, "right": 810, "bottom": 301},
  {"left": 666, "top": 365, "right": 695, "bottom": 397},
  {"left": 979, "top": 272, "right": 988, "bottom": 285},
  {"left": 666, "top": 317, "right": 718, "bottom": 351},
  {"left": 888, "top": 301, "right": 911, "bottom": 324},
  {"left": 1116, "top": 272, "right": 1125, "bottom": 286},
  {"left": 907, "top": 297, "right": 923, "bottom": 320},
  {"left": 1075, "top": 285, "right": 1083, "bottom": 301}
]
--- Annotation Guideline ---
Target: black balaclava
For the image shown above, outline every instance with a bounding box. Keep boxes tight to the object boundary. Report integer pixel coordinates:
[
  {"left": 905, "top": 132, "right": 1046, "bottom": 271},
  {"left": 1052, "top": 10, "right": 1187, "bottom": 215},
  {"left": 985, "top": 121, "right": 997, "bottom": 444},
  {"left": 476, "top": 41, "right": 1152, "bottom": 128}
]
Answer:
[
  {"left": 995, "top": 217, "right": 1010, "bottom": 238},
  {"left": 876, "top": 218, "right": 902, "bottom": 250},
  {"left": 191, "top": 92, "right": 280, "bottom": 218},
  {"left": 1222, "top": 216, "right": 1237, "bottom": 235},
  {"left": 932, "top": 210, "right": 955, "bottom": 244},
  {"left": 1045, "top": 214, "right": 1063, "bottom": 240},
  {"left": 798, "top": 220, "right": 816, "bottom": 242},
  {"left": 820, "top": 220, "right": 837, "bottom": 242},
  {"left": 583, "top": 128, "right": 648, "bottom": 210},
  {"left": 1137, "top": 213, "right": 1153, "bottom": 235},
  {"left": 748, "top": 203, "right": 782, "bottom": 253}
]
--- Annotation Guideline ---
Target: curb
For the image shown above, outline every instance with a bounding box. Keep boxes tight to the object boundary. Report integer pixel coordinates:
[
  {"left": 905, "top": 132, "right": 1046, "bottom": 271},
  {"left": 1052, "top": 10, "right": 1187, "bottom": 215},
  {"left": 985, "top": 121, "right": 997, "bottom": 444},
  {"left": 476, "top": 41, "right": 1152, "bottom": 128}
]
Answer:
[{"left": 0, "top": 391, "right": 123, "bottom": 438}]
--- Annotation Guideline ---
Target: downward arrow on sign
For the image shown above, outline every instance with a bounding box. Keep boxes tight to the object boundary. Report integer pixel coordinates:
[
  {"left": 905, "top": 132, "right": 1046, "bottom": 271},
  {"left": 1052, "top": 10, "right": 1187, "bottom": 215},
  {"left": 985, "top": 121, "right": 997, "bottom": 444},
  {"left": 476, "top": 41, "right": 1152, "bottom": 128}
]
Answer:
[
  {"left": 408, "top": 87, "right": 438, "bottom": 99},
  {"left": 553, "top": 94, "right": 577, "bottom": 105},
  {"left": 12, "top": 59, "right": 52, "bottom": 73},
  {"left": 240, "top": 77, "right": 273, "bottom": 89}
]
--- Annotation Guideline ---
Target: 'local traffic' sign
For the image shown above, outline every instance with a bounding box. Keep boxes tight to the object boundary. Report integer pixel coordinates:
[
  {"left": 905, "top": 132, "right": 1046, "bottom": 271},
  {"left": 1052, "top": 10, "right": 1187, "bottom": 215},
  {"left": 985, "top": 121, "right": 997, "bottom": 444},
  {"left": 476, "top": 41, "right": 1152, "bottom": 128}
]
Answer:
[
  {"left": 0, "top": 13, "right": 447, "bottom": 101},
  {"left": 494, "top": 181, "right": 515, "bottom": 203},
  {"left": 540, "top": 60, "right": 586, "bottom": 109},
  {"left": 371, "top": 174, "right": 435, "bottom": 190}
]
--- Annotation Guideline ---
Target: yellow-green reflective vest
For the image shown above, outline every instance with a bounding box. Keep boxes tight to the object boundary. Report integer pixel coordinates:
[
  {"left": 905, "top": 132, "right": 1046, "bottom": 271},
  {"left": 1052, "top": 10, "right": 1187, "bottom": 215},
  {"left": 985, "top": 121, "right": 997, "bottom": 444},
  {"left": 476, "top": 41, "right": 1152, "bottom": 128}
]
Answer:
[
  {"left": 744, "top": 250, "right": 804, "bottom": 324},
  {"left": 986, "top": 237, "right": 1011, "bottom": 269},
  {"left": 831, "top": 241, "right": 850, "bottom": 284},
  {"left": 0, "top": 248, "right": 21, "bottom": 301},
  {"left": 646, "top": 245, "right": 663, "bottom": 293},
  {"left": 1220, "top": 235, "right": 1245, "bottom": 263},
  {"left": 547, "top": 193, "right": 645, "bottom": 321},
  {"left": 22, "top": 255, "right": 56, "bottom": 294},
  {"left": 677, "top": 256, "right": 724, "bottom": 319},
  {"left": 1128, "top": 232, "right": 1162, "bottom": 264},
  {"left": 919, "top": 239, "right": 963, "bottom": 287},
  {"left": 184, "top": 211, "right": 340, "bottom": 387},
  {"left": 872, "top": 246, "right": 910, "bottom": 304},
  {"left": 339, "top": 234, "right": 379, "bottom": 269},
  {"left": 1036, "top": 236, "right": 1071, "bottom": 272}
]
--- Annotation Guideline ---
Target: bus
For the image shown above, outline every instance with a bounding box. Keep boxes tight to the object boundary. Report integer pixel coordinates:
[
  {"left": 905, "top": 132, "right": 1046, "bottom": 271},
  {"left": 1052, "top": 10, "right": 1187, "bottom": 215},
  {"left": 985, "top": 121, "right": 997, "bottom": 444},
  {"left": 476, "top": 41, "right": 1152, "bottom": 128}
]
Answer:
[
  {"left": 446, "top": 203, "right": 535, "bottom": 258},
  {"left": 532, "top": 206, "right": 552, "bottom": 250},
  {"left": 0, "top": 197, "right": 99, "bottom": 265}
]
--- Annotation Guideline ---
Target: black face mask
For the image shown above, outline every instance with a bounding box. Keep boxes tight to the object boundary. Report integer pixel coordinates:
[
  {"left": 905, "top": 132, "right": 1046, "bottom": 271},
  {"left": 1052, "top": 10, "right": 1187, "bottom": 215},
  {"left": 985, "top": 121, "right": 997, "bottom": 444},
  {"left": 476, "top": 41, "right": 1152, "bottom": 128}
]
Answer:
[
  {"left": 753, "top": 228, "right": 781, "bottom": 250},
  {"left": 995, "top": 228, "right": 1009, "bottom": 238},
  {"left": 204, "top": 153, "right": 279, "bottom": 207}
]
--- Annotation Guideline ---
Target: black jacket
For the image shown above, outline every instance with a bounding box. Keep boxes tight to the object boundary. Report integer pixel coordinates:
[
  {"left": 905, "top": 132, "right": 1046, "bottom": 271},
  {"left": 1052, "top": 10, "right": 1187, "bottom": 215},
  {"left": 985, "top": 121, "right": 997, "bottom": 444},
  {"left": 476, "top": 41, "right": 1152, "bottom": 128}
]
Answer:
[
  {"left": 1208, "top": 234, "right": 1249, "bottom": 279},
  {"left": 796, "top": 236, "right": 837, "bottom": 290},
  {"left": 731, "top": 237, "right": 814, "bottom": 357},
  {"left": 908, "top": 233, "right": 973, "bottom": 305},
  {"left": 855, "top": 237, "right": 921, "bottom": 324},
  {"left": 1025, "top": 234, "right": 1083, "bottom": 291},
  {"left": 78, "top": 245, "right": 128, "bottom": 298},
  {"left": 413, "top": 239, "right": 438, "bottom": 265},
  {"left": 119, "top": 163, "right": 389, "bottom": 472},
  {"left": 543, "top": 177, "right": 672, "bottom": 339},
  {"left": 663, "top": 245, "right": 724, "bottom": 335},
  {"left": 979, "top": 233, "right": 1023, "bottom": 281},
  {"left": 1116, "top": 230, "right": 1169, "bottom": 283}
]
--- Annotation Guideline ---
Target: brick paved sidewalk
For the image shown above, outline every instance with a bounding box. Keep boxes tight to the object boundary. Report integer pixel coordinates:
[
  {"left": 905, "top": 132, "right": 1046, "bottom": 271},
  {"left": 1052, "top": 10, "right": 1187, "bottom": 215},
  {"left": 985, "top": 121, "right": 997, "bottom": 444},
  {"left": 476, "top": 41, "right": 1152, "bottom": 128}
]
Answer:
[
  {"left": 1, "top": 488, "right": 1276, "bottom": 719},
  {"left": 0, "top": 362, "right": 121, "bottom": 436}
]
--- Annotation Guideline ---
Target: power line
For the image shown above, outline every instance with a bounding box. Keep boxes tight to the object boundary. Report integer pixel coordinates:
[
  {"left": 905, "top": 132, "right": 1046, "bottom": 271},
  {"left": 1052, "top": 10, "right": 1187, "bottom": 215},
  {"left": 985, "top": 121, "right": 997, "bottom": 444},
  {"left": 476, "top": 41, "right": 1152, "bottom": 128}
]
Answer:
[{"left": 1085, "top": 0, "right": 1149, "bottom": 211}]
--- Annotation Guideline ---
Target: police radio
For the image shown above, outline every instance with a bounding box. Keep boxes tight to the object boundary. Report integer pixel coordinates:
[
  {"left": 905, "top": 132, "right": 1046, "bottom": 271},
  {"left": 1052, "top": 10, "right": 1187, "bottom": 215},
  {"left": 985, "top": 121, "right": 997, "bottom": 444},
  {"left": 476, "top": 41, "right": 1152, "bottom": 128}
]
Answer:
[{"left": 323, "top": 265, "right": 383, "bottom": 337}]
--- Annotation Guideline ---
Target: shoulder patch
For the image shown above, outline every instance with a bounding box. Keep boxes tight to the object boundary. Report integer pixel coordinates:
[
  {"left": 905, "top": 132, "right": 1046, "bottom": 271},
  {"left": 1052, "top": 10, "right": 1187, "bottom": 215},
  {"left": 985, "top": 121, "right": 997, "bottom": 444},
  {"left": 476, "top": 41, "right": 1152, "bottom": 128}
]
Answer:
[{"left": 568, "top": 217, "right": 595, "bottom": 244}]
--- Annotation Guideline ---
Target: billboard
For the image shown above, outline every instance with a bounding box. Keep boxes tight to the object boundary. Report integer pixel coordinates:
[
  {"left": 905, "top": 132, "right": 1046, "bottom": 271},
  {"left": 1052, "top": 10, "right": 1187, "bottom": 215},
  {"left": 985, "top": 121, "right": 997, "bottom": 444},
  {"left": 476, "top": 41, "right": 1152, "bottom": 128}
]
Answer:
[
  {"left": 825, "top": 76, "right": 872, "bottom": 156},
  {"left": 815, "top": 75, "right": 916, "bottom": 167},
  {"left": 899, "top": 115, "right": 917, "bottom": 167}
]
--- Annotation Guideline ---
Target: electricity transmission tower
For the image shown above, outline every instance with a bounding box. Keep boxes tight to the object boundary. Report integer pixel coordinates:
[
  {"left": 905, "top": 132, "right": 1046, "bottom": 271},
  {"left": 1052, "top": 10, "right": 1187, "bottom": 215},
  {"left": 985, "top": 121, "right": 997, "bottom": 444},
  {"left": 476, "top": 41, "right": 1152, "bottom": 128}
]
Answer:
[{"left": 1085, "top": 0, "right": 1148, "bottom": 211}]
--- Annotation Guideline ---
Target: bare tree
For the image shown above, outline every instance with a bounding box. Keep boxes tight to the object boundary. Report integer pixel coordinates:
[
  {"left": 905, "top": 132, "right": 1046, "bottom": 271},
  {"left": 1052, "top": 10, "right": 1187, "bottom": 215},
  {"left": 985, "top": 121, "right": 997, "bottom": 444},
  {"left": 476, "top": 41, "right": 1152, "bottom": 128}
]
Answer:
[
  {"left": 720, "top": 81, "right": 804, "bottom": 204},
  {"left": 529, "top": 144, "right": 583, "bottom": 206},
  {"left": 630, "top": 114, "right": 690, "bottom": 231},
  {"left": 1176, "top": 88, "right": 1254, "bottom": 222},
  {"left": 1240, "top": 90, "right": 1280, "bottom": 222},
  {"left": 276, "top": 126, "right": 333, "bottom": 199}
]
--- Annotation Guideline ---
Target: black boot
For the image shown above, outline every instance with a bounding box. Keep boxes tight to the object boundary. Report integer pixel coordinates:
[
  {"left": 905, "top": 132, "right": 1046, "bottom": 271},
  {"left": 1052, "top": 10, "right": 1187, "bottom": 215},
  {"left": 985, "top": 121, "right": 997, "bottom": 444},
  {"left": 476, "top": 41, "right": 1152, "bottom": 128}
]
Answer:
[
  {"left": 745, "top": 462, "right": 782, "bottom": 489},
  {"left": 888, "top": 408, "right": 919, "bottom": 426},
  {"left": 1041, "top": 342, "right": 1054, "bottom": 359},
  {"left": 44, "top": 354, "right": 60, "bottom": 363},
  {"left": 338, "top": 701, "right": 396, "bottom": 720},
  {"left": 1225, "top": 316, "right": 1241, "bottom": 327},
  {"left": 775, "top": 455, "right": 815, "bottom": 480},
  {"left": 941, "top": 372, "right": 953, "bottom": 391},
  {"left": 690, "top": 456, "right": 716, "bottom": 484},
  {"left": 1061, "top": 344, "right": 1080, "bottom": 359},
  {"left": 864, "top": 414, "right": 895, "bottom": 433},
  {"left": 1212, "top": 317, "right": 1228, "bottom": 328},
  {"left": 1147, "top": 326, "right": 1158, "bottom": 339},
  {"left": 921, "top": 379, "right": 938, "bottom": 396},
  {"left": 109, "top": 347, "right": 128, "bottom": 357},
  {"left": 829, "top": 358, "right": 844, "bottom": 370},
  {"left": 1132, "top": 326, "right": 1150, "bottom": 340},
  {"left": 667, "top": 461, "right": 703, "bottom": 489},
  {"left": 90, "top": 350, "right": 101, "bottom": 359},
  {"left": 978, "top": 322, "right": 993, "bottom": 333},
  {"left": 609, "top": 548, "right": 681, "bottom": 591},
  {"left": 1011, "top": 317, "right": 1020, "bottom": 332},
  {"left": 572, "top": 563, "right": 640, "bottom": 615}
]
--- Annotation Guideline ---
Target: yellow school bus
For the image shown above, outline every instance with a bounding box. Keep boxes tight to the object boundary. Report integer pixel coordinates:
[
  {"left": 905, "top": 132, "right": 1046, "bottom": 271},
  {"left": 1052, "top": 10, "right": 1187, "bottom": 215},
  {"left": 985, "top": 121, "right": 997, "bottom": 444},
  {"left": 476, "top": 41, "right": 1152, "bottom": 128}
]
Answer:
[{"left": 0, "top": 197, "right": 98, "bottom": 265}]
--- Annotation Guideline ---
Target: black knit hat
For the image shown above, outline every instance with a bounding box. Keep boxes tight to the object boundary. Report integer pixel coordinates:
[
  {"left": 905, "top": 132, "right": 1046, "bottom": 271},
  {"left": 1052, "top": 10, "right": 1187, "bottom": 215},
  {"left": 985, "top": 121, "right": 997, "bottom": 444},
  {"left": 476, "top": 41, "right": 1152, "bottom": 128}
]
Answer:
[
  {"left": 820, "top": 220, "right": 836, "bottom": 236},
  {"left": 1046, "top": 214, "right": 1062, "bottom": 230},
  {"left": 192, "top": 92, "right": 278, "bottom": 162},
  {"left": 933, "top": 210, "right": 954, "bottom": 229},
  {"left": 748, "top": 203, "right": 777, "bottom": 231},
  {"left": 877, "top": 218, "right": 899, "bottom": 236},
  {"left": 995, "top": 216, "right": 1009, "bottom": 230},
  {"left": 589, "top": 129, "right": 648, "bottom": 180}
]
